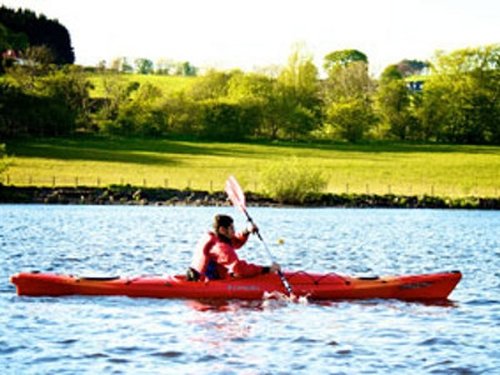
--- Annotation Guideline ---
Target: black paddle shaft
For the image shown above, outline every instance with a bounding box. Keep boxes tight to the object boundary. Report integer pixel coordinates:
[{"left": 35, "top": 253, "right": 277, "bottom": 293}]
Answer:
[{"left": 243, "top": 209, "right": 294, "bottom": 295}]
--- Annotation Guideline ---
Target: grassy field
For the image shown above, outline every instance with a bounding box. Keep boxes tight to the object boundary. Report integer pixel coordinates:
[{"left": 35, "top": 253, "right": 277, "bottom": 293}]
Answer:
[
  {"left": 2, "top": 137, "right": 499, "bottom": 198},
  {"left": 87, "top": 73, "right": 197, "bottom": 98}
]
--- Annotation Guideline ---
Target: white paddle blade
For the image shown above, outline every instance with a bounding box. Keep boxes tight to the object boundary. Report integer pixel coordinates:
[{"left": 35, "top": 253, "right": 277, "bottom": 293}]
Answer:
[{"left": 225, "top": 175, "right": 246, "bottom": 211}]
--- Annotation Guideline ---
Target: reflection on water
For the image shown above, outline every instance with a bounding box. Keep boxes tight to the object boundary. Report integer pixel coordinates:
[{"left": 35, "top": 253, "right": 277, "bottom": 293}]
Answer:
[{"left": 1, "top": 205, "right": 499, "bottom": 374}]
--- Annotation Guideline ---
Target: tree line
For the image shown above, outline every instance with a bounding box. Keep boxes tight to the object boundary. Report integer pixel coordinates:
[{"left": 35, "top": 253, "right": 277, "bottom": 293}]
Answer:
[
  {"left": 0, "top": 6, "right": 498, "bottom": 144},
  {"left": 1, "top": 43, "right": 499, "bottom": 144}
]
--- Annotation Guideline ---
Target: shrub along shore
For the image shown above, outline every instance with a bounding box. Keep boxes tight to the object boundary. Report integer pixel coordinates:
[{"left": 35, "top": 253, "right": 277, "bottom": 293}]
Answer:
[{"left": 1, "top": 185, "right": 498, "bottom": 209}]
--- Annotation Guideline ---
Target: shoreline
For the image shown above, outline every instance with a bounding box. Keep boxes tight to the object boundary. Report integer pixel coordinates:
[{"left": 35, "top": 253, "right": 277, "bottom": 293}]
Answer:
[{"left": 0, "top": 185, "right": 498, "bottom": 209}]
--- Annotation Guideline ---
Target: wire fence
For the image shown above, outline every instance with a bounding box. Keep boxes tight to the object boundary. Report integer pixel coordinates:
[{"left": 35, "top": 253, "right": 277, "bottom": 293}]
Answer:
[{"left": 1, "top": 174, "right": 498, "bottom": 198}]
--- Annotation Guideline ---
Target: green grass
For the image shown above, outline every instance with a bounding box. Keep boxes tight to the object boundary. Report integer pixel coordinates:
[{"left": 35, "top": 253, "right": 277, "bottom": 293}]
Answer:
[
  {"left": 3, "top": 137, "right": 500, "bottom": 198},
  {"left": 87, "top": 73, "right": 197, "bottom": 98}
]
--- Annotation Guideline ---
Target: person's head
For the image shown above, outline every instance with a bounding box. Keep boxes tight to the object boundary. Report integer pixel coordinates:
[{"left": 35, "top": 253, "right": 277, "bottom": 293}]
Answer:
[{"left": 213, "top": 214, "right": 235, "bottom": 239}]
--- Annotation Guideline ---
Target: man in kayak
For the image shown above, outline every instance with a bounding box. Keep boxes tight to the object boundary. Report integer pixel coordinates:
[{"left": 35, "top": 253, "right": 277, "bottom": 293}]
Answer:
[{"left": 187, "top": 214, "right": 280, "bottom": 281}]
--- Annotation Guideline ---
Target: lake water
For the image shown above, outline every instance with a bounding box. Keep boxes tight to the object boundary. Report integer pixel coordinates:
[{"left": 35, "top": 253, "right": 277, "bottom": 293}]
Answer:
[{"left": 1, "top": 205, "right": 499, "bottom": 374}]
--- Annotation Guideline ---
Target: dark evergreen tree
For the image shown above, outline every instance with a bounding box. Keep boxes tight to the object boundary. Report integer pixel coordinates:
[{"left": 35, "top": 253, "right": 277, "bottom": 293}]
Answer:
[{"left": 0, "top": 6, "right": 74, "bottom": 64}]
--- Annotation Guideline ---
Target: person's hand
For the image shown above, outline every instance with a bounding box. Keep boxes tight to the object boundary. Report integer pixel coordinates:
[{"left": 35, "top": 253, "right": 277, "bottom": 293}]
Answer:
[
  {"left": 270, "top": 262, "right": 281, "bottom": 274},
  {"left": 246, "top": 223, "right": 259, "bottom": 234}
]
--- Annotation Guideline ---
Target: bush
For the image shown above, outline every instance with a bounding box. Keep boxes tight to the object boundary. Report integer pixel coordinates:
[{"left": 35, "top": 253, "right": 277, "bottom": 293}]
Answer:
[{"left": 260, "top": 157, "right": 328, "bottom": 203}]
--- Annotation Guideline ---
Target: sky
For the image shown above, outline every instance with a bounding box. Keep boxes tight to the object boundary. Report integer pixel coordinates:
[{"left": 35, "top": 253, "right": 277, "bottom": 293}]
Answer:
[{"left": 1, "top": 0, "right": 499, "bottom": 75}]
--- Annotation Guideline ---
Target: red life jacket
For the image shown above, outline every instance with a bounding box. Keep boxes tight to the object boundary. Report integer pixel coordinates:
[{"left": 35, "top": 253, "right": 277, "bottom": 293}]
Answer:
[{"left": 190, "top": 231, "right": 263, "bottom": 280}]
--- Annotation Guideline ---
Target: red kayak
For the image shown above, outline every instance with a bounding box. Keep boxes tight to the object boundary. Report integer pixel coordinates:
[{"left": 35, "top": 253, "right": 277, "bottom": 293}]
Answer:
[{"left": 10, "top": 270, "right": 461, "bottom": 301}]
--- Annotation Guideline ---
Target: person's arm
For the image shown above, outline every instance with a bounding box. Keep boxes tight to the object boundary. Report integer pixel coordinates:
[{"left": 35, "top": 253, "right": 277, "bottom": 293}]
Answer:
[
  {"left": 231, "top": 231, "right": 250, "bottom": 249},
  {"left": 215, "top": 242, "right": 264, "bottom": 278},
  {"left": 232, "top": 224, "right": 258, "bottom": 249}
]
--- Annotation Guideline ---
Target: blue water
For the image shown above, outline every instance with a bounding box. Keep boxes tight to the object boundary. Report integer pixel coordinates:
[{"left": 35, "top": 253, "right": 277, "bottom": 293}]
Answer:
[{"left": 1, "top": 205, "right": 499, "bottom": 374}]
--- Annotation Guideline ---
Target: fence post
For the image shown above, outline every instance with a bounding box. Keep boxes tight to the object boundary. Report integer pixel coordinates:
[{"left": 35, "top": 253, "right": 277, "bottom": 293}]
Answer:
[
  {"left": 75, "top": 177, "right": 78, "bottom": 187},
  {"left": 6, "top": 174, "right": 10, "bottom": 185},
  {"left": 164, "top": 179, "right": 168, "bottom": 188},
  {"left": 29, "top": 176, "right": 33, "bottom": 185},
  {"left": 52, "top": 176, "right": 56, "bottom": 188},
  {"left": 366, "top": 184, "right": 369, "bottom": 194},
  {"left": 143, "top": 179, "right": 147, "bottom": 187},
  {"left": 97, "top": 178, "right": 100, "bottom": 187}
]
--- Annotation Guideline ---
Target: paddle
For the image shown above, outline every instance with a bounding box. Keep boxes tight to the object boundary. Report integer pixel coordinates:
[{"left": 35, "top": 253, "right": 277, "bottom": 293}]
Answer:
[{"left": 225, "top": 175, "right": 294, "bottom": 296}]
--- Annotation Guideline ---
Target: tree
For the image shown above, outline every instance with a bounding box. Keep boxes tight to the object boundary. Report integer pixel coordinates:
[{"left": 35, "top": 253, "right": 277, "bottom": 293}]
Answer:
[
  {"left": 376, "top": 76, "right": 413, "bottom": 140},
  {"left": 189, "top": 69, "right": 235, "bottom": 100},
  {"left": 0, "top": 64, "right": 92, "bottom": 137},
  {"left": 276, "top": 44, "right": 322, "bottom": 139},
  {"left": 41, "top": 65, "right": 93, "bottom": 130},
  {"left": 380, "top": 64, "right": 403, "bottom": 82},
  {"left": 134, "top": 58, "right": 154, "bottom": 75},
  {"left": 326, "top": 98, "right": 376, "bottom": 142},
  {"left": 0, "top": 22, "right": 28, "bottom": 51},
  {"left": 322, "top": 61, "right": 376, "bottom": 142},
  {"left": 173, "top": 61, "right": 197, "bottom": 76},
  {"left": 376, "top": 63, "right": 420, "bottom": 140},
  {"left": 0, "top": 6, "right": 74, "bottom": 64},
  {"left": 227, "top": 71, "right": 280, "bottom": 138},
  {"left": 323, "top": 49, "right": 368, "bottom": 75},
  {"left": 420, "top": 44, "right": 500, "bottom": 144}
]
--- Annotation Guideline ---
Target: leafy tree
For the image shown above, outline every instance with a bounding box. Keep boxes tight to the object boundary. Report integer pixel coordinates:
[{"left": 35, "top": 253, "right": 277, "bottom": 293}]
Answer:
[
  {"left": 276, "top": 44, "right": 322, "bottom": 139},
  {"left": 1, "top": 64, "right": 92, "bottom": 137},
  {"left": 376, "top": 77, "right": 413, "bottom": 140},
  {"left": 96, "top": 76, "right": 139, "bottom": 126},
  {"left": 227, "top": 72, "right": 276, "bottom": 137},
  {"left": 189, "top": 69, "right": 236, "bottom": 100},
  {"left": 420, "top": 44, "right": 500, "bottom": 144},
  {"left": 380, "top": 64, "right": 403, "bottom": 81},
  {"left": 41, "top": 65, "right": 93, "bottom": 130},
  {"left": 173, "top": 61, "right": 197, "bottom": 76},
  {"left": 326, "top": 98, "right": 376, "bottom": 142},
  {"left": 161, "top": 91, "right": 201, "bottom": 136},
  {"left": 323, "top": 49, "right": 368, "bottom": 74},
  {"left": 134, "top": 58, "right": 154, "bottom": 75},
  {"left": 322, "top": 61, "right": 376, "bottom": 141},
  {"left": 375, "top": 63, "right": 421, "bottom": 140},
  {"left": 199, "top": 99, "right": 260, "bottom": 141},
  {"left": 114, "top": 83, "right": 164, "bottom": 136}
]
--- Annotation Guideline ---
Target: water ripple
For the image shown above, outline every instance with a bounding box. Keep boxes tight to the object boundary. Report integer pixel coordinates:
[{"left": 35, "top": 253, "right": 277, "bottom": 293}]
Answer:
[{"left": 1, "top": 206, "right": 499, "bottom": 374}]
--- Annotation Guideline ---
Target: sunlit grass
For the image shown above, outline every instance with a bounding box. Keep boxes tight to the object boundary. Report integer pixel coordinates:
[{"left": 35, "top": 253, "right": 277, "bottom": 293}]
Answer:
[
  {"left": 3, "top": 137, "right": 500, "bottom": 198},
  {"left": 87, "top": 73, "right": 197, "bottom": 98}
]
